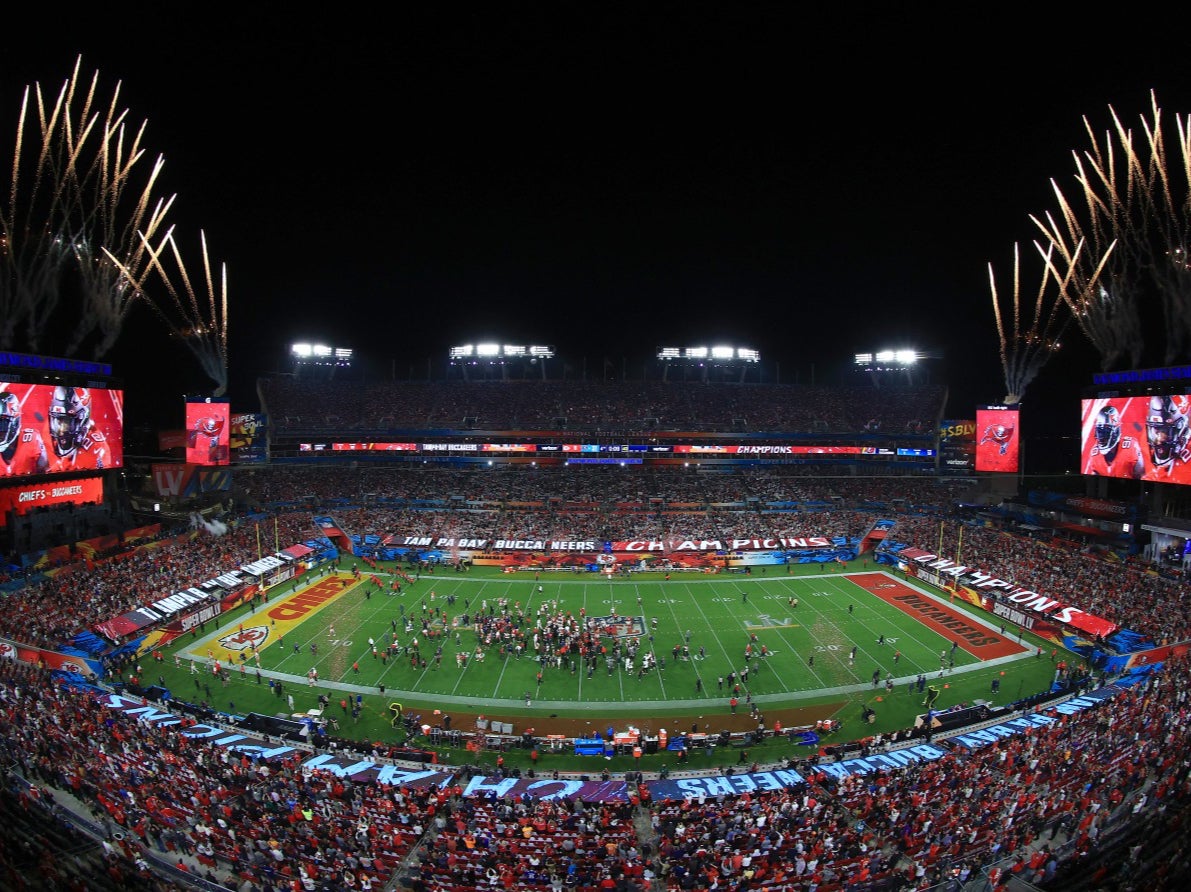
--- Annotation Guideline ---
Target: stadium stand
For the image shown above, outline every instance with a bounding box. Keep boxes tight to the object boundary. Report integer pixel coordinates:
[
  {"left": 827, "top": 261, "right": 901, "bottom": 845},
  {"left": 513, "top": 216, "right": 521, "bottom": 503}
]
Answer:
[
  {"left": 2, "top": 373, "right": 1190, "bottom": 889},
  {"left": 257, "top": 379, "right": 947, "bottom": 435}
]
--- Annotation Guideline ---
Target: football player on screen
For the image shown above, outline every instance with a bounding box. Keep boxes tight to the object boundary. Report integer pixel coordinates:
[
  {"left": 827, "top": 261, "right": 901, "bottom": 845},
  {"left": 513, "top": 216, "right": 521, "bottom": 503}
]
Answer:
[
  {"left": 1085, "top": 405, "right": 1144, "bottom": 478},
  {"left": 47, "top": 386, "right": 105, "bottom": 471},
  {"left": 1145, "top": 395, "right": 1191, "bottom": 477},
  {"left": 0, "top": 389, "right": 49, "bottom": 477}
]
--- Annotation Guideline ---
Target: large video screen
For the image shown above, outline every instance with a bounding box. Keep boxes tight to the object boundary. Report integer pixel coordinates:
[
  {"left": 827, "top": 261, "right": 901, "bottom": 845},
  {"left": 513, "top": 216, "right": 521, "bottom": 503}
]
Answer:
[
  {"left": 185, "top": 400, "right": 230, "bottom": 466},
  {"left": 975, "top": 405, "right": 1020, "bottom": 473},
  {"left": 1, "top": 384, "right": 123, "bottom": 478},
  {"left": 1081, "top": 393, "right": 1191, "bottom": 483}
]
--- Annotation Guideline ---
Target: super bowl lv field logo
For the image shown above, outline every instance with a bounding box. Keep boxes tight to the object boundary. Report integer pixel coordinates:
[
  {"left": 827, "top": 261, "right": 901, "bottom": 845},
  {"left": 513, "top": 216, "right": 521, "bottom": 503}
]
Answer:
[{"left": 589, "top": 615, "right": 645, "bottom": 638}]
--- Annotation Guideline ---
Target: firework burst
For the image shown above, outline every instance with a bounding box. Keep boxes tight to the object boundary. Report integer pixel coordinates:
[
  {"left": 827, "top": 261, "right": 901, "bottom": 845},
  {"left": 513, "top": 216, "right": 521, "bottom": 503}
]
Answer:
[
  {"left": 1, "top": 56, "right": 175, "bottom": 356},
  {"left": 987, "top": 240, "right": 1087, "bottom": 404},
  {"left": 1034, "top": 92, "right": 1191, "bottom": 368},
  {"left": 105, "top": 227, "right": 229, "bottom": 396}
]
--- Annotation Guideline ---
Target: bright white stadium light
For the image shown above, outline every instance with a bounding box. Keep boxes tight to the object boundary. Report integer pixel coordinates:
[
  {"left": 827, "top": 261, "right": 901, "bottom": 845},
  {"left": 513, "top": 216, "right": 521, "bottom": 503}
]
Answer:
[
  {"left": 737, "top": 348, "right": 760, "bottom": 362},
  {"left": 291, "top": 343, "right": 313, "bottom": 358},
  {"left": 854, "top": 353, "right": 873, "bottom": 364},
  {"left": 335, "top": 348, "right": 353, "bottom": 360},
  {"left": 476, "top": 343, "right": 500, "bottom": 357},
  {"left": 449, "top": 345, "right": 475, "bottom": 359},
  {"left": 312, "top": 344, "right": 332, "bottom": 357},
  {"left": 503, "top": 345, "right": 526, "bottom": 357},
  {"left": 657, "top": 347, "right": 681, "bottom": 360},
  {"left": 685, "top": 347, "right": 708, "bottom": 359},
  {"left": 895, "top": 350, "right": 918, "bottom": 364},
  {"left": 711, "top": 346, "right": 734, "bottom": 360},
  {"left": 875, "top": 350, "right": 896, "bottom": 362},
  {"left": 529, "top": 345, "right": 555, "bottom": 357}
]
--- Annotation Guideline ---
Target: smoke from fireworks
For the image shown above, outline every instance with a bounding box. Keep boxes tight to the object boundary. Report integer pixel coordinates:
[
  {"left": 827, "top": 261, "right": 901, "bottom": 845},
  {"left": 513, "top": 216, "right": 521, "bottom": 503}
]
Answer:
[
  {"left": 1033, "top": 92, "right": 1191, "bottom": 368},
  {"left": 191, "top": 512, "right": 228, "bottom": 536}
]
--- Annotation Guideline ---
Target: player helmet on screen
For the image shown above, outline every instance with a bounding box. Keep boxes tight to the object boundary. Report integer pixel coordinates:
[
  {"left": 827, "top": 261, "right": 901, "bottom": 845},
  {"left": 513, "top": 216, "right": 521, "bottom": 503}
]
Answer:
[
  {"left": 1094, "top": 405, "right": 1122, "bottom": 452},
  {"left": 0, "top": 391, "right": 20, "bottom": 453},
  {"left": 48, "top": 386, "right": 91, "bottom": 457},
  {"left": 1146, "top": 395, "right": 1190, "bottom": 468}
]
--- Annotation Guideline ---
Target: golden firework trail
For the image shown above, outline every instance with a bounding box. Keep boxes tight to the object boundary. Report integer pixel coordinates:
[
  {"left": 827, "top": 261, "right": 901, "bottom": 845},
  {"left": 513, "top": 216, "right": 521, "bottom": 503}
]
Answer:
[
  {"left": 1033, "top": 92, "right": 1191, "bottom": 368},
  {"left": 987, "top": 240, "right": 1077, "bottom": 404},
  {"left": 2, "top": 56, "right": 176, "bottom": 356}
]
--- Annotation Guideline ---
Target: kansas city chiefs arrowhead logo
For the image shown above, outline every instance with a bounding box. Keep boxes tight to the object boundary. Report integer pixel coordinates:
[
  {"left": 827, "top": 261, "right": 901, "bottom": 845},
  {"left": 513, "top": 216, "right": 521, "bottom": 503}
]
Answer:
[{"left": 218, "top": 626, "right": 269, "bottom": 651}]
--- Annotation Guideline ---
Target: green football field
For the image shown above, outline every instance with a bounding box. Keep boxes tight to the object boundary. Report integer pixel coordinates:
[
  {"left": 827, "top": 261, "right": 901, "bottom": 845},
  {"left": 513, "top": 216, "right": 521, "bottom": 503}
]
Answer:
[
  {"left": 254, "top": 570, "right": 988, "bottom": 702},
  {"left": 154, "top": 562, "right": 1060, "bottom": 769}
]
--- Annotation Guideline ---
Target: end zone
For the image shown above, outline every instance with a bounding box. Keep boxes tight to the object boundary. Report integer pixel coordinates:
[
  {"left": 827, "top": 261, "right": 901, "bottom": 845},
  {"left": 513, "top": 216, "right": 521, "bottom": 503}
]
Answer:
[
  {"left": 848, "top": 572, "right": 1028, "bottom": 659},
  {"left": 185, "top": 574, "right": 362, "bottom": 661}
]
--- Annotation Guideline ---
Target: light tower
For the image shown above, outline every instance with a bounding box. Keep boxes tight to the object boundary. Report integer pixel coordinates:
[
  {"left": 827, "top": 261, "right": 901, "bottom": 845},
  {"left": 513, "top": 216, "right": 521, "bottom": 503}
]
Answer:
[{"left": 656, "top": 345, "right": 760, "bottom": 384}]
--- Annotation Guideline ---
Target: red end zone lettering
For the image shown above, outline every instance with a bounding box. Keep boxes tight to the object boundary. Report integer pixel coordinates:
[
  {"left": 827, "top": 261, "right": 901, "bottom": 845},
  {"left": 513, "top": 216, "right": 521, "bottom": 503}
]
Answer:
[
  {"left": 848, "top": 572, "right": 1027, "bottom": 658},
  {"left": 266, "top": 577, "right": 354, "bottom": 622}
]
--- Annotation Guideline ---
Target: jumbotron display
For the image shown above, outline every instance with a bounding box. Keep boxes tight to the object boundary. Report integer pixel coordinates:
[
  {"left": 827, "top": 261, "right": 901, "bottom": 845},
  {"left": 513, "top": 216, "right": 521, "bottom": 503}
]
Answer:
[
  {"left": 0, "top": 384, "right": 123, "bottom": 478},
  {"left": 185, "top": 399, "right": 230, "bottom": 466},
  {"left": 975, "top": 405, "right": 1020, "bottom": 473},
  {"left": 1081, "top": 394, "right": 1191, "bottom": 483}
]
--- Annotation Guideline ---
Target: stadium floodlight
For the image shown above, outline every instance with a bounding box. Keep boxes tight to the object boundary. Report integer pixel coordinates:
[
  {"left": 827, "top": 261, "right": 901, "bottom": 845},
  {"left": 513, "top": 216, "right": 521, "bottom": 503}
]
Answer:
[
  {"left": 662, "top": 345, "right": 761, "bottom": 363},
  {"left": 451, "top": 343, "right": 555, "bottom": 362},
  {"left": 292, "top": 342, "right": 353, "bottom": 369},
  {"left": 858, "top": 348, "right": 923, "bottom": 368}
]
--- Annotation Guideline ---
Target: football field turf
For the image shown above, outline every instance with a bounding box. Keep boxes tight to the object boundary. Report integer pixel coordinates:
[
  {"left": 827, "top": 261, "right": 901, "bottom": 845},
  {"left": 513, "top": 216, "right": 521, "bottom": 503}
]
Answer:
[{"left": 180, "top": 565, "right": 1033, "bottom": 717}]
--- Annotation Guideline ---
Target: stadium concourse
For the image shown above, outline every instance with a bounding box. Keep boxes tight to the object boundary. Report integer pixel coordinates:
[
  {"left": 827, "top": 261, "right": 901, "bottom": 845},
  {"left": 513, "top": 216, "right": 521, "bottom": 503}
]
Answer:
[{"left": 1, "top": 462, "right": 1190, "bottom": 890}]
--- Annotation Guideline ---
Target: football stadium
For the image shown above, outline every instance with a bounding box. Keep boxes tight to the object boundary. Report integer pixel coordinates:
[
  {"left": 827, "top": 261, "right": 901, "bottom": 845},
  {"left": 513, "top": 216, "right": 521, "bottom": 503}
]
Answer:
[
  {"left": 4, "top": 37, "right": 1191, "bottom": 892},
  {"left": 3, "top": 361, "right": 1189, "bottom": 892}
]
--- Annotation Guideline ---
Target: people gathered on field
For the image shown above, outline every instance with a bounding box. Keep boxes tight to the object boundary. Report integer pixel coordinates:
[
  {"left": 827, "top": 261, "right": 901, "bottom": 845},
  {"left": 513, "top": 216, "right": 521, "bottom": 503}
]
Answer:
[{"left": 2, "top": 457, "right": 1191, "bottom": 890}]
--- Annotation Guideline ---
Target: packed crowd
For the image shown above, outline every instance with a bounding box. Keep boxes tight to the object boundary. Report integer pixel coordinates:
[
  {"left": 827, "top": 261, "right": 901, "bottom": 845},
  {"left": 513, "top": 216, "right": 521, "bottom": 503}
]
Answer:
[
  {"left": 0, "top": 512, "right": 315, "bottom": 651},
  {"left": 0, "top": 455, "right": 1188, "bottom": 889},
  {"left": 646, "top": 661, "right": 1191, "bottom": 891},
  {"left": 1, "top": 638, "right": 1187, "bottom": 891},
  {"left": 259, "top": 378, "right": 946, "bottom": 435},
  {"left": 241, "top": 465, "right": 965, "bottom": 512},
  {"left": 3, "top": 465, "right": 1188, "bottom": 662},
  {"left": 890, "top": 516, "right": 1191, "bottom": 645}
]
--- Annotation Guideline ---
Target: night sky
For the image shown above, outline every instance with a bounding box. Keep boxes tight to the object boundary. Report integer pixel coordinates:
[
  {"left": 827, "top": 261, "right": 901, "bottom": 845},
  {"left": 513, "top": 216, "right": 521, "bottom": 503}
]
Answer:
[{"left": 3, "top": 8, "right": 1188, "bottom": 441}]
